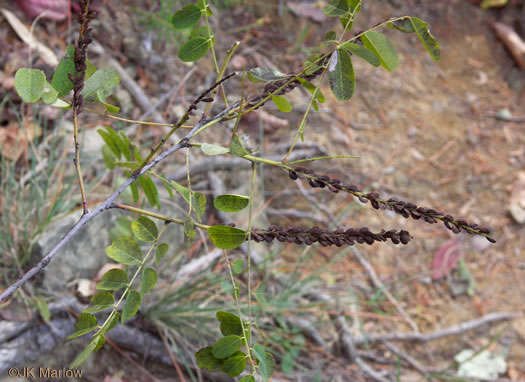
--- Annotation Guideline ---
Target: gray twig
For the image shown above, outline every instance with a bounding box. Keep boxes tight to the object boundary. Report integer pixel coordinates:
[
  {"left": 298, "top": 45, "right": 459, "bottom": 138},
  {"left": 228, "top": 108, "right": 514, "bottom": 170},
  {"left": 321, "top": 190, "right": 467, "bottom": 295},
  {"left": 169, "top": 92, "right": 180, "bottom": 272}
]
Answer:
[
  {"left": 352, "top": 247, "right": 419, "bottom": 333},
  {"left": 352, "top": 312, "right": 521, "bottom": 345}
]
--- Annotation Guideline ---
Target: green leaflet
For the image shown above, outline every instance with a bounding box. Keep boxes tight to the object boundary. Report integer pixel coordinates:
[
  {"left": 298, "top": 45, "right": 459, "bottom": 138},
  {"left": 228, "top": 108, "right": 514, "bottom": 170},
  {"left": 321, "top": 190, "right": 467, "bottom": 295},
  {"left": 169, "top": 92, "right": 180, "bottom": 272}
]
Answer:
[
  {"left": 81, "top": 68, "right": 120, "bottom": 102},
  {"left": 409, "top": 17, "right": 440, "bottom": 61},
  {"left": 178, "top": 37, "right": 210, "bottom": 62},
  {"left": 213, "top": 194, "right": 250, "bottom": 213},
  {"left": 14, "top": 68, "right": 46, "bottom": 103},
  {"left": 208, "top": 225, "right": 247, "bottom": 250},
  {"left": 361, "top": 31, "right": 398, "bottom": 71},
  {"left": 171, "top": 4, "right": 202, "bottom": 29},
  {"left": 340, "top": 42, "right": 380, "bottom": 67},
  {"left": 328, "top": 49, "right": 355, "bottom": 101}
]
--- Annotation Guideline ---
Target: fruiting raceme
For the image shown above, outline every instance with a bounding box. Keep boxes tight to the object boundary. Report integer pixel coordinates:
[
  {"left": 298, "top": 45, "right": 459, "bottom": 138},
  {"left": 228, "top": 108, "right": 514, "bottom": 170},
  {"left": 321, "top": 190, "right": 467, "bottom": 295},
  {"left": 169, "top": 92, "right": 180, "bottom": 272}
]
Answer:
[
  {"left": 288, "top": 167, "right": 496, "bottom": 243},
  {"left": 246, "top": 58, "right": 328, "bottom": 110},
  {"left": 72, "top": 0, "right": 96, "bottom": 114},
  {"left": 250, "top": 225, "right": 411, "bottom": 247}
]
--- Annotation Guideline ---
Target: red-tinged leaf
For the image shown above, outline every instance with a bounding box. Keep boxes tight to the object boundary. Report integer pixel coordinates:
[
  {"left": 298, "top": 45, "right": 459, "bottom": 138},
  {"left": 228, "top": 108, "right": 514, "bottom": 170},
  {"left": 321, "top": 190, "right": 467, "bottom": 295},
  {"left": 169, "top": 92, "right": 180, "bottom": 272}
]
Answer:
[{"left": 431, "top": 239, "right": 463, "bottom": 280}]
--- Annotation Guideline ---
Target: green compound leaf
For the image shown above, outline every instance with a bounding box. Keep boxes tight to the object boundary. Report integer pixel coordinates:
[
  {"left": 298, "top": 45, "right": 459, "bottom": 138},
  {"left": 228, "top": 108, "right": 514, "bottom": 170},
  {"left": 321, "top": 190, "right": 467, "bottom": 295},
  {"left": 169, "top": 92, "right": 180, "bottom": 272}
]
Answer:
[
  {"left": 409, "top": 17, "right": 440, "bottom": 62},
  {"left": 14, "top": 68, "right": 46, "bottom": 103},
  {"left": 196, "top": 346, "right": 223, "bottom": 372},
  {"left": 247, "top": 67, "right": 287, "bottom": 82},
  {"left": 253, "top": 344, "right": 275, "bottom": 381},
  {"left": 212, "top": 335, "right": 242, "bottom": 359},
  {"left": 171, "top": 4, "right": 202, "bottom": 30},
  {"left": 201, "top": 143, "right": 229, "bottom": 156},
  {"left": 178, "top": 37, "right": 210, "bottom": 62},
  {"left": 271, "top": 95, "right": 293, "bottom": 112},
  {"left": 70, "top": 335, "right": 104, "bottom": 368},
  {"left": 340, "top": 42, "right": 380, "bottom": 67},
  {"left": 132, "top": 215, "right": 158, "bottom": 242},
  {"left": 156, "top": 243, "right": 169, "bottom": 267},
  {"left": 67, "top": 313, "right": 97, "bottom": 339},
  {"left": 96, "top": 268, "right": 128, "bottom": 291},
  {"left": 141, "top": 268, "right": 157, "bottom": 295},
  {"left": 51, "top": 45, "right": 75, "bottom": 96},
  {"left": 232, "top": 258, "right": 244, "bottom": 274},
  {"left": 362, "top": 31, "right": 399, "bottom": 71},
  {"left": 208, "top": 225, "right": 247, "bottom": 250},
  {"left": 106, "top": 236, "right": 142, "bottom": 265},
  {"left": 41, "top": 81, "right": 58, "bottom": 104},
  {"left": 221, "top": 354, "right": 247, "bottom": 377},
  {"left": 216, "top": 311, "right": 243, "bottom": 336},
  {"left": 328, "top": 49, "right": 355, "bottom": 101},
  {"left": 84, "top": 291, "right": 114, "bottom": 313},
  {"left": 81, "top": 67, "right": 120, "bottom": 103},
  {"left": 121, "top": 290, "right": 141, "bottom": 324},
  {"left": 213, "top": 194, "right": 250, "bottom": 213},
  {"left": 323, "top": 0, "right": 349, "bottom": 16}
]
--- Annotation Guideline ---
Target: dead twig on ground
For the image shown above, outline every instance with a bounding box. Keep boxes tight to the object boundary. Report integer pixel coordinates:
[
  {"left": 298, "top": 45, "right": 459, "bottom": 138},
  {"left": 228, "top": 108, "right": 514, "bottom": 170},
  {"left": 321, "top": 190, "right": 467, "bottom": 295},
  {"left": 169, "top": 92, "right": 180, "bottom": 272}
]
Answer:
[
  {"left": 352, "top": 247, "right": 419, "bottom": 333},
  {"left": 352, "top": 312, "right": 521, "bottom": 345},
  {"left": 383, "top": 341, "right": 429, "bottom": 377}
]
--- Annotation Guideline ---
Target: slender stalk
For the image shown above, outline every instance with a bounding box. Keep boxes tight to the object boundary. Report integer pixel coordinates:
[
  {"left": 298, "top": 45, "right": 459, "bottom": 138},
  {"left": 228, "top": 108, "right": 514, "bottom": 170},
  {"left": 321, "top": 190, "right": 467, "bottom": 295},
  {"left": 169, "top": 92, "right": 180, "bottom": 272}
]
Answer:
[
  {"left": 73, "top": 113, "right": 88, "bottom": 214},
  {"left": 204, "top": 41, "right": 240, "bottom": 116},
  {"left": 113, "top": 203, "right": 210, "bottom": 230},
  {"left": 221, "top": 249, "right": 258, "bottom": 376},
  {"left": 83, "top": 107, "right": 192, "bottom": 129},
  {"left": 246, "top": 163, "right": 257, "bottom": 329},
  {"left": 231, "top": 69, "right": 246, "bottom": 136},
  {"left": 186, "top": 147, "right": 192, "bottom": 218}
]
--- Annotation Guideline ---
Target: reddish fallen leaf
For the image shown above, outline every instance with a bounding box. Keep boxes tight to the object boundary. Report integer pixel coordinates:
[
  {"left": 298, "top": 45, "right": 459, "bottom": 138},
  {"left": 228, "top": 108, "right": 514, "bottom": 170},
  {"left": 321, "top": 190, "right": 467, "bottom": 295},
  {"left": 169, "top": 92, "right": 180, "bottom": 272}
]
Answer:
[
  {"left": 15, "top": 0, "right": 101, "bottom": 21},
  {"left": 431, "top": 239, "right": 462, "bottom": 280},
  {"left": 15, "top": 0, "right": 69, "bottom": 21}
]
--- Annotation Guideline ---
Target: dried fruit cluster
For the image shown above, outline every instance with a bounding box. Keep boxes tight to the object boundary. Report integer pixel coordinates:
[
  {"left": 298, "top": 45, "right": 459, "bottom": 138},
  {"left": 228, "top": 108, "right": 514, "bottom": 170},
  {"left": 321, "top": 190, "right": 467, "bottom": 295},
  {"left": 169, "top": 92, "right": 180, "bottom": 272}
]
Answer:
[
  {"left": 246, "top": 61, "right": 328, "bottom": 110},
  {"left": 287, "top": 166, "right": 495, "bottom": 243},
  {"left": 250, "top": 225, "right": 411, "bottom": 247},
  {"left": 70, "top": 0, "right": 96, "bottom": 114}
]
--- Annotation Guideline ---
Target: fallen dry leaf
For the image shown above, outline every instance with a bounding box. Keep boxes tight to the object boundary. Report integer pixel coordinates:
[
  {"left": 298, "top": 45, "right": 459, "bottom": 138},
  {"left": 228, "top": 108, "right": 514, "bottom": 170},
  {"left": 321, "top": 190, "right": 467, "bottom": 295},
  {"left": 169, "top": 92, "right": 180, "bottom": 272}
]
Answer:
[
  {"left": 1, "top": 8, "right": 58, "bottom": 66},
  {"left": 15, "top": 0, "right": 69, "bottom": 21}
]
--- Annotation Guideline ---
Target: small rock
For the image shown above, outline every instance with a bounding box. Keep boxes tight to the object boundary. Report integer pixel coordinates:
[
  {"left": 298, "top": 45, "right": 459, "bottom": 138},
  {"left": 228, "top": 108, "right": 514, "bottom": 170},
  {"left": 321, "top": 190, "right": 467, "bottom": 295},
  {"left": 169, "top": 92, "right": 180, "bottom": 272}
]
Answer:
[
  {"left": 471, "top": 235, "right": 491, "bottom": 252},
  {"left": 509, "top": 203, "right": 525, "bottom": 224}
]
